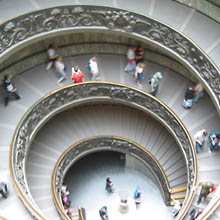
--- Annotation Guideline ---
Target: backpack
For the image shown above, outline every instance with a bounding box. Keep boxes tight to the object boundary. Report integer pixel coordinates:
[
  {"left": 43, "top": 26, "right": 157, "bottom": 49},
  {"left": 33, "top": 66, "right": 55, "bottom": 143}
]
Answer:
[
  {"left": 149, "top": 74, "right": 153, "bottom": 85},
  {"left": 88, "top": 61, "right": 91, "bottom": 71}
]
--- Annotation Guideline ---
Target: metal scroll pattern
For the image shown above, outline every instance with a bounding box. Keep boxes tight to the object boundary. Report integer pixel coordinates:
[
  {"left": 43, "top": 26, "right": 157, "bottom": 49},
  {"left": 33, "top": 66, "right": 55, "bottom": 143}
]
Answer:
[
  {"left": 0, "top": 6, "right": 219, "bottom": 105},
  {"left": 12, "top": 83, "right": 195, "bottom": 199},
  {"left": 54, "top": 137, "right": 171, "bottom": 205}
]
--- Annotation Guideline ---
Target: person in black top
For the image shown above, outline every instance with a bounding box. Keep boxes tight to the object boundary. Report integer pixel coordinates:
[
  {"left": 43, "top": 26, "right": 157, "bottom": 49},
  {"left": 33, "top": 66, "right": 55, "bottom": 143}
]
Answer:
[
  {"left": 0, "top": 182, "right": 8, "bottom": 199},
  {"left": 105, "top": 177, "right": 114, "bottom": 193},
  {"left": 3, "top": 75, "right": 21, "bottom": 106},
  {"left": 134, "top": 45, "right": 144, "bottom": 64},
  {"left": 183, "top": 86, "right": 195, "bottom": 109}
]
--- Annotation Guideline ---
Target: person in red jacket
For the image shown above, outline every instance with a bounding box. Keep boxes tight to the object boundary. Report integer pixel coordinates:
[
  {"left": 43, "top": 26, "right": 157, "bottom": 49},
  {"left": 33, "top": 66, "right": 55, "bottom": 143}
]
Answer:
[{"left": 72, "top": 66, "right": 84, "bottom": 83}]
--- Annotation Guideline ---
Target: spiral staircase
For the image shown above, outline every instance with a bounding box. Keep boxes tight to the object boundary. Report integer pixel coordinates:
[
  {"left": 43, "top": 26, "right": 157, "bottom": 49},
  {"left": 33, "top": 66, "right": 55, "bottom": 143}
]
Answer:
[{"left": 0, "top": 1, "right": 220, "bottom": 220}]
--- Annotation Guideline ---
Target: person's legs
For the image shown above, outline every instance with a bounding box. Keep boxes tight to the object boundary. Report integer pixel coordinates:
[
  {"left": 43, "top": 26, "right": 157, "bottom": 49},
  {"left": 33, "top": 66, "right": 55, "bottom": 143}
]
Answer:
[
  {"left": 13, "top": 92, "right": 21, "bottom": 100},
  {"left": 183, "top": 99, "right": 192, "bottom": 109},
  {"left": 214, "top": 143, "right": 219, "bottom": 151},
  {"left": 124, "top": 62, "right": 132, "bottom": 72},
  {"left": 131, "top": 61, "right": 136, "bottom": 76},
  {"left": 137, "top": 80, "right": 142, "bottom": 88},
  {"left": 63, "top": 66, "right": 67, "bottom": 74},
  {"left": 188, "top": 99, "right": 193, "bottom": 108},
  {"left": 150, "top": 86, "right": 158, "bottom": 96},
  {"left": 4, "top": 96, "right": 9, "bottom": 106},
  {"left": 193, "top": 91, "right": 204, "bottom": 103},
  {"left": 195, "top": 142, "right": 201, "bottom": 153},
  {"left": 197, "top": 192, "right": 204, "bottom": 204},
  {"left": 57, "top": 75, "right": 65, "bottom": 84},
  {"left": 0, "top": 189, "right": 7, "bottom": 199},
  {"left": 4, "top": 184, "right": 8, "bottom": 194},
  {"left": 92, "top": 73, "right": 97, "bottom": 81}
]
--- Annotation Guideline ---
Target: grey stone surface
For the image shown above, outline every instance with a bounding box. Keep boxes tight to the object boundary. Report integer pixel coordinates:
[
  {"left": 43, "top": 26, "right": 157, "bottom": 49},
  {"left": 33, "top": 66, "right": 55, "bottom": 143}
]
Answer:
[
  {"left": 0, "top": 0, "right": 36, "bottom": 21},
  {"left": 64, "top": 151, "right": 172, "bottom": 220},
  {"left": 153, "top": 0, "right": 193, "bottom": 29},
  {"left": 0, "top": 127, "right": 14, "bottom": 146},
  {"left": 209, "top": 42, "right": 220, "bottom": 68},
  {"left": 184, "top": 12, "right": 220, "bottom": 51},
  {"left": 0, "top": 53, "right": 217, "bottom": 220}
]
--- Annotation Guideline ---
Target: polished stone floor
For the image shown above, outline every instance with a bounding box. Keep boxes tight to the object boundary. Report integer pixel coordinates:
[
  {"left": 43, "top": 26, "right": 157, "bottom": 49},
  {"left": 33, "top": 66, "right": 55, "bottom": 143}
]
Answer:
[{"left": 65, "top": 151, "right": 172, "bottom": 220}]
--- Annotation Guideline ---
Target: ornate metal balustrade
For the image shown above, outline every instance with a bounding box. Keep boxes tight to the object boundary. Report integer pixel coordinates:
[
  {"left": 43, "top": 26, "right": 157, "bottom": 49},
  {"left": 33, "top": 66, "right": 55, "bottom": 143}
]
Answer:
[
  {"left": 10, "top": 82, "right": 196, "bottom": 220},
  {"left": 52, "top": 136, "right": 172, "bottom": 219},
  {"left": 0, "top": 6, "right": 220, "bottom": 111},
  {"left": 0, "top": 5, "right": 219, "bottom": 112}
]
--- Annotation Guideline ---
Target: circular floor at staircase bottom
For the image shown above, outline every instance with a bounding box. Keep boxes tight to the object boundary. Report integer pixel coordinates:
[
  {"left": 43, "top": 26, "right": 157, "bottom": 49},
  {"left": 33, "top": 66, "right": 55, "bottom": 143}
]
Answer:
[{"left": 64, "top": 151, "right": 172, "bottom": 220}]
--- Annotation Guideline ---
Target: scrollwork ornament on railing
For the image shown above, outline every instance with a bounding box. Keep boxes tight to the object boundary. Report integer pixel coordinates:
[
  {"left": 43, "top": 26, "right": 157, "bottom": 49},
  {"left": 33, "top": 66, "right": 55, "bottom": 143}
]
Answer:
[
  {"left": 0, "top": 5, "right": 219, "bottom": 105},
  {"left": 12, "top": 83, "right": 195, "bottom": 198},
  {"left": 53, "top": 137, "right": 171, "bottom": 205}
]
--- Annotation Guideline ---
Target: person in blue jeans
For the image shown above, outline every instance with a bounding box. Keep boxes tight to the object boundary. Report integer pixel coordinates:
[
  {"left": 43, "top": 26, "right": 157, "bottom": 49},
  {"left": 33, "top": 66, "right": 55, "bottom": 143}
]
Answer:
[
  {"left": 134, "top": 186, "right": 142, "bottom": 204},
  {"left": 105, "top": 177, "right": 114, "bottom": 193},
  {"left": 135, "top": 62, "right": 145, "bottom": 87},
  {"left": 208, "top": 131, "right": 220, "bottom": 152},
  {"left": 99, "top": 206, "right": 108, "bottom": 219},
  {"left": 194, "top": 129, "right": 207, "bottom": 153},
  {"left": 183, "top": 86, "right": 195, "bottom": 109},
  {"left": 124, "top": 48, "right": 136, "bottom": 76},
  {"left": 149, "top": 72, "right": 163, "bottom": 96},
  {"left": 55, "top": 56, "right": 67, "bottom": 84}
]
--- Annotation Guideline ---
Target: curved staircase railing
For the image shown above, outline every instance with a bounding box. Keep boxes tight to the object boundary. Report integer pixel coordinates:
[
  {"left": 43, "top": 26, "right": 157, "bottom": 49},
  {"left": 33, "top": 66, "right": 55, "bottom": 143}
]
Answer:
[
  {"left": 0, "top": 5, "right": 219, "bottom": 114},
  {"left": 9, "top": 82, "right": 197, "bottom": 220},
  {"left": 52, "top": 136, "right": 172, "bottom": 219}
]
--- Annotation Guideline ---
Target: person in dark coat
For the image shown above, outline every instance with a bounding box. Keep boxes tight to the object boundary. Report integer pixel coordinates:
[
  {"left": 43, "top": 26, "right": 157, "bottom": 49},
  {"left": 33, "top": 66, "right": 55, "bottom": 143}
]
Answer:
[
  {"left": 183, "top": 86, "right": 195, "bottom": 109},
  {"left": 105, "top": 177, "right": 114, "bottom": 193},
  {"left": 3, "top": 75, "right": 21, "bottom": 106},
  {"left": 0, "top": 182, "right": 8, "bottom": 199}
]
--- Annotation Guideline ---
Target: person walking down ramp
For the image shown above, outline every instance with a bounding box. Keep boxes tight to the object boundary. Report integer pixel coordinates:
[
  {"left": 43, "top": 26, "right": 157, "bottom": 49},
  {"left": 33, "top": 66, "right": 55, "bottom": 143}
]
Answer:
[
  {"left": 99, "top": 206, "right": 108, "bottom": 220},
  {"left": 183, "top": 86, "right": 195, "bottom": 109},
  {"left": 194, "top": 129, "right": 207, "bottom": 153},
  {"left": 3, "top": 75, "right": 21, "bottom": 107},
  {"left": 105, "top": 177, "right": 114, "bottom": 193},
  {"left": 72, "top": 66, "right": 84, "bottom": 83},
  {"left": 149, "top": 72, "right": 163, "bottom": 96},
  {"left": 197, "top": 182, "right": 214, "bottom": 205},
  {"left": 135, "top": 62, "right": 145, "bottom": 88},
  {"left": 88, "top": 57, "right": 100, "bottom": 81},
  {"left": 55, "top": 57, "right": 67, "bottom": 84}
]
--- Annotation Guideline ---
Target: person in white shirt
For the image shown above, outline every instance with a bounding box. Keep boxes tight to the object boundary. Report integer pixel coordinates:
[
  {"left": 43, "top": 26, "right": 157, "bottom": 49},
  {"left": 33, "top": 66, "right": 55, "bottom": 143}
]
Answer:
[
  {"left": 55, "top": 57, "right": 67, "bottom": 84},
  {"left": 194, "top": 129, "right": 207, "bottom": 153},
  {"left": 135, "top": 62, "right": 145, "bottom": 87},
  {"left": 124, "top": 48, "right": 136, "bottom": 76},
  {"left": 88, "top": 57, "right": 100, "bottom": 81},
  {"left": 46, "top": 44, "right": 58, "bottom": 70}
]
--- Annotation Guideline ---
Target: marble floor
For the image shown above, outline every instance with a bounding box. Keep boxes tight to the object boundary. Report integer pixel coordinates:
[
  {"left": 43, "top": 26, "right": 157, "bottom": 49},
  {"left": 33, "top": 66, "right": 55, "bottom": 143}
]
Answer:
[{"left": 64, "top": 151, "right": 172, "bottom": 220}]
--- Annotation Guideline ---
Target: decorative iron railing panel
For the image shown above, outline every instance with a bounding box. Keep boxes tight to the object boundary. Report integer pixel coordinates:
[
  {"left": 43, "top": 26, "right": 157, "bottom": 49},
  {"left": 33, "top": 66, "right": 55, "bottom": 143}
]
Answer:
[
  {"left": 53, "top": 136, "right": 171, "bottom": 206},
  {"left": 0, "top": 5, "right": 219, "bottom": 110}
]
